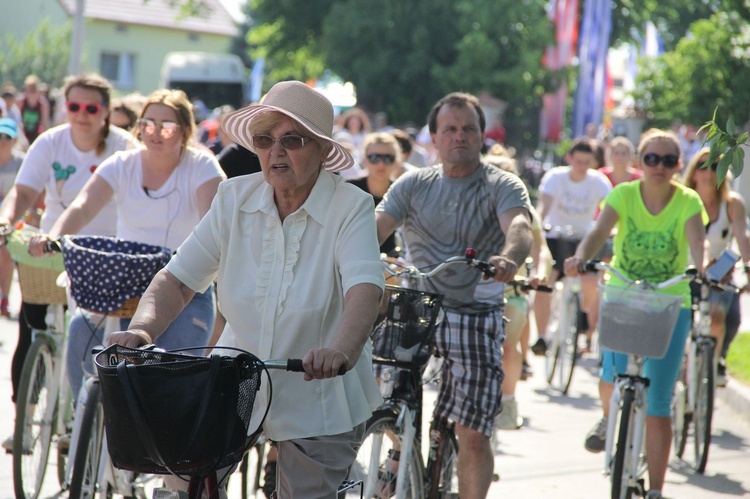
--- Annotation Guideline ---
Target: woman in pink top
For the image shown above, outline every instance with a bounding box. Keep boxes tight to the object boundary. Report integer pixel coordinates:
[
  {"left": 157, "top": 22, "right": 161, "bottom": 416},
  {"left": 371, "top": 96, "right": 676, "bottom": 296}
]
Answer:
[{"left": 600, "top": 136, "right": 643, "bottom": 186}]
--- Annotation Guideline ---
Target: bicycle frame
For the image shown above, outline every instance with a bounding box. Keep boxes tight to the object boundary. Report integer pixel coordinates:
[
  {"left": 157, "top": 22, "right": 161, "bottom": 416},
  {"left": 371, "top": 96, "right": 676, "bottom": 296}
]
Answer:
[{"left": 604, "top": 355, "right": 649, "bottom": 496}]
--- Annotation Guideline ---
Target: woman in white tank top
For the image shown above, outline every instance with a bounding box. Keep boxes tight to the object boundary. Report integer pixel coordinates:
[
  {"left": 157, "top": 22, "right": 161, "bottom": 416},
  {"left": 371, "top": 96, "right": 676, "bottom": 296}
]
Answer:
[{"left": 682, "top": 147, "right": 750, "bottom": 379}]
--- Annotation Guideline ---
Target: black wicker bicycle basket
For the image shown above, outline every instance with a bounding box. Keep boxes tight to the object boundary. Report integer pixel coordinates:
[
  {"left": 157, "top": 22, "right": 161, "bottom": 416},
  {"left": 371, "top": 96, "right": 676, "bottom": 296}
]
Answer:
[
  {"left": 94, "top": 345, "right": 265, "bottom": 476},
  {"left": 371, "top": 285, "right": 443, "bottom": 366}
]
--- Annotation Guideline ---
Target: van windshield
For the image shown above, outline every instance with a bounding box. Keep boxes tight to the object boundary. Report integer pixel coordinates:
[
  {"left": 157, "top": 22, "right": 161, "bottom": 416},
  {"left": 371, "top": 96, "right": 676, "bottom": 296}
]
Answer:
[{"left": 170, "top": 81, "right": 245, "bottom": 111}]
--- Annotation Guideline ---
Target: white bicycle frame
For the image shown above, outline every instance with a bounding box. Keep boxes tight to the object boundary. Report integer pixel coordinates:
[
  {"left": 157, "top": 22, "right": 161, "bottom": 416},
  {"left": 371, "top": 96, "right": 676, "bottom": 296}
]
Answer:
[
  {"left": 604, "top": 354, "right": 649, "bottom": 493},
  {"left": 362, "top": 366, "right": 418, "bottom": 499}
]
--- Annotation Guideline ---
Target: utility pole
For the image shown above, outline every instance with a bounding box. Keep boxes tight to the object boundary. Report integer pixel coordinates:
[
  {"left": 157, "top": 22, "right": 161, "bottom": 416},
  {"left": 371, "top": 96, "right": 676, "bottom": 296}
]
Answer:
[{"left": 68, "top": 0, "right": 86, "bottom": 75}]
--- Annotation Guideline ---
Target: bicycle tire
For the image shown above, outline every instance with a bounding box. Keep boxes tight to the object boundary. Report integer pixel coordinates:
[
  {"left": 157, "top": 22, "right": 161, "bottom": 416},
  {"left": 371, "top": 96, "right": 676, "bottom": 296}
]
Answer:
[
  {"left": 348, "top": 409, "right": 425, "bottom": 499},
  {"left": 545, "top": 285, "right": 563, "bottom": 384},
  {"left": 69, "top": 382, "right": 103, "bottom": 499},
  {"left": 240, "top": 440, "right": 265, "bottom": 499},
  {"left": 13, "top": 334, "right": 58, "bottom": 499},
  {"left": 671, "top": 360, "right": 689, "bottom": 459},
  {"left": 555, "top": 292, "right": 580, "bottom": 394},
  {"left": 425, "top": 422, "right": 459, "bottom": 498},
  {"left": 693, "top": 340, "right": 715, "bottom": 474},
  {"left": 611, "top": 388, "right": 636, "bottom": 499}
]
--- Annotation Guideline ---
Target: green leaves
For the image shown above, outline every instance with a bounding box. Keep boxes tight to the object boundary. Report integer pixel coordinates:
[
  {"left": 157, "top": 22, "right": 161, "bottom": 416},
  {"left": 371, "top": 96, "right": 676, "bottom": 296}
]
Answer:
[{"left": 699, "top": 107, "right": 749, "bottom": 185}]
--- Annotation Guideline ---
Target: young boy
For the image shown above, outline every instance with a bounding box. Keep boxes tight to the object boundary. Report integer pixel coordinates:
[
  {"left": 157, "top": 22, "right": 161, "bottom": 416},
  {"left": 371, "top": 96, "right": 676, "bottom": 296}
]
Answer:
[{"left": 532, "top": 137, "right": 612, "bottom": 355}]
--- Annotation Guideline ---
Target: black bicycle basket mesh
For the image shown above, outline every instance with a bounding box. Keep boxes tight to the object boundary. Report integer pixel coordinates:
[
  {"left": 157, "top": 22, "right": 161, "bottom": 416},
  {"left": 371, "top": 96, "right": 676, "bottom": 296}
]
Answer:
[
  {"left": 371, "top": 285, "right": 443, "bottom": 366},
  {"left": 94, "top": 345, "right": 264, "bottom": 476}
]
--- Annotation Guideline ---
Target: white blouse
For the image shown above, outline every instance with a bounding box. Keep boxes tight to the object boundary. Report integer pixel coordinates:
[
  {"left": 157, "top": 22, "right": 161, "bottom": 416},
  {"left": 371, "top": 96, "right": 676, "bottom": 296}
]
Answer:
[{"left": 166, "top": 169, "right": 385, "bottom": 441}]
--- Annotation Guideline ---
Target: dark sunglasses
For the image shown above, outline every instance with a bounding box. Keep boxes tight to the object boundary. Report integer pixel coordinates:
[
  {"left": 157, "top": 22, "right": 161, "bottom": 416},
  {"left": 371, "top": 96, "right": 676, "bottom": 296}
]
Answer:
[
  {"left": 66, "top": 101, "right": 103, "bottom": 115},
  {"left": 0, "top": 134, "right": 13, "bottom": 141},
  {"left": 366, "top": 153, "right": 396, "bottom": 165},
  {"left": 642, "top": 153, "right": 679, "bottom": 169},
  {"left": 698, "top": 161, "right": 719, "bottom": 171},
  {"left": 252, "top": 134, "right": 310, "bottom": 150}
]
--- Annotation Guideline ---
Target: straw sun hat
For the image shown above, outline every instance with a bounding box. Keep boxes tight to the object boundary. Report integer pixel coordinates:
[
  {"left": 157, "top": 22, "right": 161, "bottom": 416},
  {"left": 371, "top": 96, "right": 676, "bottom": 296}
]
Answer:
[{"left": 222, "top": 80, "right": 354, "bottom": 172}]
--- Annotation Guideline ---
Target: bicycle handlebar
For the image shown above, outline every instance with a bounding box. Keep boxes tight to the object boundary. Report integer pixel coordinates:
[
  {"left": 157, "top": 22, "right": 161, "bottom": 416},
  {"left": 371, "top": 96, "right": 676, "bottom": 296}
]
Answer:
[
  {"left": 264, "top": 358, "right": 347, "bottom": 376},
  {"left": 581, "top": 260, "right": 739, "bottom": 294},
  {"left": 509, "top": 277, "right": 553, "bottom": 294},
  {"left": 383, "top": 247, "right": 496, "bottom": 280}
]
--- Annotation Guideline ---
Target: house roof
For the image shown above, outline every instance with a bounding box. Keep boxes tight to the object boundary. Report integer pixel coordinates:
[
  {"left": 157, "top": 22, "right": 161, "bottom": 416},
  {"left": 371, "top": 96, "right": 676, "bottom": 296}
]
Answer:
[{"left": 58, "top": 0, "right": 238, "bottom": 37}]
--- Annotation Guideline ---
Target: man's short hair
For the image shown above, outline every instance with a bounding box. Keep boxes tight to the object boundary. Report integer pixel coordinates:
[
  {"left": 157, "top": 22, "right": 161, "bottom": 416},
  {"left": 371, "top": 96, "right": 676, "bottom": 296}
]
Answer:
[
  {"left": 427, "top": 92, "right": 486, "bottom": 135},
  {"left": 568, "top": 137, "right": 598, "bottom": 156}
]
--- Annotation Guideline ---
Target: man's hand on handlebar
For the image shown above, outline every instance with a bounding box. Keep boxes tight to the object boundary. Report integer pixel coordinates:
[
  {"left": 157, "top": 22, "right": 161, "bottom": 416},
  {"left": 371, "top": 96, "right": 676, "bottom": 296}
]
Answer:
[
  {"left": 302, "top": 348, "right": 349, "bottom": 381},
  {"left": 107, "top": 330, "right": 153, "bottom": 348},
  {"left": 487, "top": 255, "right": 518, "bottom": 283}
]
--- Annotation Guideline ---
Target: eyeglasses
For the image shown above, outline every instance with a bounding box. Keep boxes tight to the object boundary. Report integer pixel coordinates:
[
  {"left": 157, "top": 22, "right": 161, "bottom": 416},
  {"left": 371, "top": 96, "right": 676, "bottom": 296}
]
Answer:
[
  {"left": 251, "top": 135, "right": 310, "bottom": 150},
  {"left": 698, "top": 161, "right": 719, "bottom": 171},
  {"left": 66, "top": 101, "right": 103, "bottom": 115},
  {"left": 138, "top": 119, "right": 181, "bottom": 140},
  {"left": 366, "top": 153, "right": 396, "bottom": 165},
  {"left": 0, "top": 134, "right": 13, "bottom": 141},
  {"left": 642, "top": 153, "right": 679, "bottom": 169}
]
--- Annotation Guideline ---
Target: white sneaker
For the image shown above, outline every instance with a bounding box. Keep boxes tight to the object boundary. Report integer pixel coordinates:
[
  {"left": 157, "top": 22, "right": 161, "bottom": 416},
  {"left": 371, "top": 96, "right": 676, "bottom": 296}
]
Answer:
[
  {"left": 495, "top": 398, "right": 523, "bottom": 430},
  {"left": 2, "top": 435, "right": 13, "bottom": 453}
]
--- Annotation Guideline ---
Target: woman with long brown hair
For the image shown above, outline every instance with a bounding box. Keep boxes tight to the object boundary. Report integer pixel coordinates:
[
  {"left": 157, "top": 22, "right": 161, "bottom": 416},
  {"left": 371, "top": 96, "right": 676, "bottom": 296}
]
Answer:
[{"left": 0, "top": 73, "right": 132, "bottom": 451}]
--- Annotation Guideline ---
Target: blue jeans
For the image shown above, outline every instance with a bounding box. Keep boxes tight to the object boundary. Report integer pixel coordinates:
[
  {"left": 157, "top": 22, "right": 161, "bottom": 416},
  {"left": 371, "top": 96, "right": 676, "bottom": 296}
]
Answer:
[{"left": 66, "top": 285, "right": 215, "bottom": 399}]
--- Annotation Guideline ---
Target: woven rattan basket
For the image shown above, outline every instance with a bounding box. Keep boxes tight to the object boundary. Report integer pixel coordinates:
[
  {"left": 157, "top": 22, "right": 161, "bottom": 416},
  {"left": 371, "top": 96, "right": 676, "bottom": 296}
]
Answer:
[
  {"left": 102, "top": 297, "right": 140, "bottom": 318},
  {"left": 16, "top": 263, "right": 67, "bottom": 305}
]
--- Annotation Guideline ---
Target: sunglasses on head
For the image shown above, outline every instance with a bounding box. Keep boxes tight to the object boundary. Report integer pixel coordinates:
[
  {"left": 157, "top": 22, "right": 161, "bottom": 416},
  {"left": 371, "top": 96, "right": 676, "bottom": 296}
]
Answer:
[
  {"left": 66, "top": 101, "right": 103, "bottom": 115},
  {"left": 698, "top": 160, "right": 719, "bottom": 171},
  {"left": 642, "top": 153, "right": 679, "bottom": 169},
  {"left": 0, "top": 134, "right": 13, "bottom": 141},
  {"left": 366, "top": 153, "right": 396, "bottom": 165},
  {"left": 138, "top": 118, "right": 181, "bottom": 140},
  {"left": 251, "top": 135, "right": 310, "bottom": 150}
]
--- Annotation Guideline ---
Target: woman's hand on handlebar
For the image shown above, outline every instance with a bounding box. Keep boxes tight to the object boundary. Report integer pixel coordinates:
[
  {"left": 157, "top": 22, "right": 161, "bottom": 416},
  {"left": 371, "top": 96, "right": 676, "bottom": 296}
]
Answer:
[
  {"left": 107, "top": 330, "right": 153, "bottom": 348},
  {"left": 28, "top": 234, "right": 53, "bottom": 257},
  {"left": 302, "top": 348, "right": 350, "bottom": 381},
  {"left": 563, "top": 256, "right": 585, "bottom": 277}
]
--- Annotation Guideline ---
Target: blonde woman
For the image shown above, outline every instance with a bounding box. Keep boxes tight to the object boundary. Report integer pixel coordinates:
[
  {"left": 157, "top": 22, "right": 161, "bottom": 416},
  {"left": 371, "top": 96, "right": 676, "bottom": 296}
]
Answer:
[
  {"left": 682, "top": 147, "right": 750, "bottom": 383},
  {"left": 565, "top": 129, "right": 706, "bottom": 499},
  {"left": 600, "top": 136, "right": 643, "bottom": 186},
  {"left": 31, "top": 89, "right": 225, "bottom": 399}
]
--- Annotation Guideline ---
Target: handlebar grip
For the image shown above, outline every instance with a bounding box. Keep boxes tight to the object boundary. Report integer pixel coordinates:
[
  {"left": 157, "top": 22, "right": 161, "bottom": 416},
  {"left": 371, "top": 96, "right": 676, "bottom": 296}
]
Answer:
[
  {"left": 44, "top": 240, "right": 62, "bottom": 253},
  {"left": 286, "top": 359, "right": 347, "bottom": 376},
  {"left": 535, "top": 284, "right": 554, "bottom": 293},
  {"left": 581, "top": 260, "right": 600, "bottom": 273}
]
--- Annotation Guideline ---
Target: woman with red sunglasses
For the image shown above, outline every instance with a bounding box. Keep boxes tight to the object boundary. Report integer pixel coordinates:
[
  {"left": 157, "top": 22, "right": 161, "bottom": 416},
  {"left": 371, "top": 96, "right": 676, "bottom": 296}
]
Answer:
[{"left": 0, "top": 73, "right": 132, "bottom": 452}]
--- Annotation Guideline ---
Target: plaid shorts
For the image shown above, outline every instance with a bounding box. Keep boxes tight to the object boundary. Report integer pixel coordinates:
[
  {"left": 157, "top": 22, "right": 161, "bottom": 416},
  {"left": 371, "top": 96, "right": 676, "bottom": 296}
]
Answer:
[{"left": 433, "top": 309, "right": 505, "bottom": 437}]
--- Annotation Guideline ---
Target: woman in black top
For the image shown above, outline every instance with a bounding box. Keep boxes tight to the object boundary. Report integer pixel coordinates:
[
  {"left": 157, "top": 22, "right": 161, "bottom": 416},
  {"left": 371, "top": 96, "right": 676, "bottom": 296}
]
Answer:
[{"left": 347, "top": 132, "right": 401, "bottom": 256}]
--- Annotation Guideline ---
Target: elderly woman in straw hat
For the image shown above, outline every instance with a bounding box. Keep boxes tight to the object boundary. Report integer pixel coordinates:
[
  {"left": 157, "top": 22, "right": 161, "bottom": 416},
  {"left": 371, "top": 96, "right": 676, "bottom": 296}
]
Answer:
[{"left": 109, "top": 81, "right": 385, "bottom": 497}]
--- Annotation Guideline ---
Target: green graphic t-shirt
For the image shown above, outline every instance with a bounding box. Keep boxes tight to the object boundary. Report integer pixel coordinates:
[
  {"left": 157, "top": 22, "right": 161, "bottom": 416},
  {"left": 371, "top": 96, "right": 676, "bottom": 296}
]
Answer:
[{"left": 606, "top": 180, "right": 707, "bottom": 304}]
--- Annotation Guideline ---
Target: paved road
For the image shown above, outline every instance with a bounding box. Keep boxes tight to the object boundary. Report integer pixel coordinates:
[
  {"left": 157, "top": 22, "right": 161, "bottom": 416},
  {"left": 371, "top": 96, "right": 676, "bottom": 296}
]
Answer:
[{"left": 1, "top": 287, "right": 749, "bottom": 498}]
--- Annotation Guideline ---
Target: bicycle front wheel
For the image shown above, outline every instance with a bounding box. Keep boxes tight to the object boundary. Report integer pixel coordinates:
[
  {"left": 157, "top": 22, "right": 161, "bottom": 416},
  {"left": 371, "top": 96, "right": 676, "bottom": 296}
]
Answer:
[
  {"left": 693, "top": 340, "right": 715, "bottom": 474},
  {"left": 348, "top": 409, "right": 425, "bottom": 499},
  {"left": 611, "top": 388, "right": 636, "bottom": 499},
  {"left": 425, "top": 421, "right": 459, "bottom": 498},
  {"left": 554, "top": 292, "right": 580, "bottom": 394},
  {"left": 69, "top": 382, "right": 104, "bottom": 499},
  {"left": 671, "top": 359, "right": 689, "bottom": 459},
  {"left": 14, "top": 335, "right": 58, "bottom": 499},
  {"left": 239, "top": 440, "right": 266, "bottom": 499}
]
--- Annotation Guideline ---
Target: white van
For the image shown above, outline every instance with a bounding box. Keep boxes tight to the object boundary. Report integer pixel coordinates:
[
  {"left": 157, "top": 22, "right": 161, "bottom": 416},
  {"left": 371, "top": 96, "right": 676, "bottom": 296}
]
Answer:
[{"left": 160, "top": 52, "right": 247, "bottom": 111}]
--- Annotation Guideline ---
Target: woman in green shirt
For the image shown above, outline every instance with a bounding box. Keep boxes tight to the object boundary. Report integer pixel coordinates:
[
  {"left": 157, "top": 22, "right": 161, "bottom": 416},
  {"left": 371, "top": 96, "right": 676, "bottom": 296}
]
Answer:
[{"left": 564, "top": 128, "right": 706, "bottom": 499}]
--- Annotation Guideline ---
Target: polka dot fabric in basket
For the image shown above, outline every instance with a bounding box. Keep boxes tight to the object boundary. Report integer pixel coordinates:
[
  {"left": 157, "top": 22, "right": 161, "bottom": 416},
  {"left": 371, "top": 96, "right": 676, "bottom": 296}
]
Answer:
[{"left": 61, "top": 235, "right": 172, "bottom": 314}]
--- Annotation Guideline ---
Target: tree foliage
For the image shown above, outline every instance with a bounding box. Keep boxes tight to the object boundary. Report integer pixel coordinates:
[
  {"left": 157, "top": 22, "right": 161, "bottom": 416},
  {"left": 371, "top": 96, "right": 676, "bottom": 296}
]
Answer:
[
  {"left": 631, "top": 11, "right": 750, "bottom": 129},
  {"left": 0, "top": 20, "right": 72, "bottom": 89},
  {"left": 249, "top": 0, "right": 552, "bottom": 147}
]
